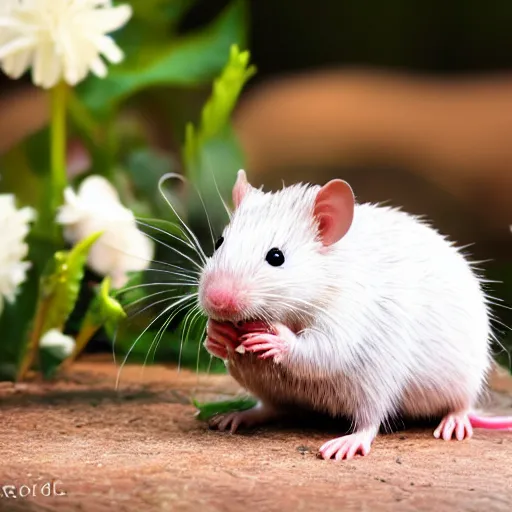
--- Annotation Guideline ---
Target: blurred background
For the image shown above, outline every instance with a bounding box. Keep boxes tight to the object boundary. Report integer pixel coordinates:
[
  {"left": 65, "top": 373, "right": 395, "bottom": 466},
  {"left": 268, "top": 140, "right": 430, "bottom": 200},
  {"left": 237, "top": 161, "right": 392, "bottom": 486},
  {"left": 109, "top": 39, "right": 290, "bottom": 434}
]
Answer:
[{"left": 1, "top": 0, "right": 512, "bottom": 366}]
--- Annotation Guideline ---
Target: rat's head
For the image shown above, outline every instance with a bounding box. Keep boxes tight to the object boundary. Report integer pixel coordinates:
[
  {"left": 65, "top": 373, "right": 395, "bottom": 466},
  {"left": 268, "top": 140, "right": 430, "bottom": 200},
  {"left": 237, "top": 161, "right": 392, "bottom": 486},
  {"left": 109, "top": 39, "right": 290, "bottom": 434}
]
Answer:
[{"left": 198, "top": 170, "right": 354, "bottom": 328}]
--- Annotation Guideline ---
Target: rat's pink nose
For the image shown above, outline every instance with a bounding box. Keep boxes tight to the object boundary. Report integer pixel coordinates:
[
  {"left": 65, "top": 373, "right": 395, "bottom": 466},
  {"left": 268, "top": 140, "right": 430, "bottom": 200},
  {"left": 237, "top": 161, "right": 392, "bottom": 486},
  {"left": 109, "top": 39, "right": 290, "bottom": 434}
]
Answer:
[{"left": 203, "top": 276, "right": 244, "bottom": 317}]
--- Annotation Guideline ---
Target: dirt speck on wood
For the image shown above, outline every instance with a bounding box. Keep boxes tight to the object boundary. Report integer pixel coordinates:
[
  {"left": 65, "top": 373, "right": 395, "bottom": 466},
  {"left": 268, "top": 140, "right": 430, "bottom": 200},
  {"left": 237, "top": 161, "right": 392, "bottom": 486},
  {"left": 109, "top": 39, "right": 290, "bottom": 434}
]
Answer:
[{"left": 1, "top": 355, "right": 512, "bottom": 512}]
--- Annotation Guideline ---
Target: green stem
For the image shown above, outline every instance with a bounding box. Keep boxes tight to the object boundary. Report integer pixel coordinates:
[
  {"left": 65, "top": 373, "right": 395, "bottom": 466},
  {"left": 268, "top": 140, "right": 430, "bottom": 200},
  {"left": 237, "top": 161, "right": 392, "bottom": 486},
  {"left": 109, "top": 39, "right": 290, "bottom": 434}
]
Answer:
[
  {"left": 16, "top": 298, "right": 50, "bottom": 381},
  {"left": 59, "top": 323, "right": 100, "bottom": 371},
  {"left": 50, "top": 81, "right": 68, "bottom": 241}
]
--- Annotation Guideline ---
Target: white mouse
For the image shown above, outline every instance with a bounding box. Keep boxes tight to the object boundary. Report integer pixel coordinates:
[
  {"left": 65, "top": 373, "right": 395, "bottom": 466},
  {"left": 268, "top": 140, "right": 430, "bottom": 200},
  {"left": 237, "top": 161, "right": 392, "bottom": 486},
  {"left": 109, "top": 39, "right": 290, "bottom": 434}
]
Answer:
[{"left": 197, "top": 169, "right": 512, "bottom": 460}]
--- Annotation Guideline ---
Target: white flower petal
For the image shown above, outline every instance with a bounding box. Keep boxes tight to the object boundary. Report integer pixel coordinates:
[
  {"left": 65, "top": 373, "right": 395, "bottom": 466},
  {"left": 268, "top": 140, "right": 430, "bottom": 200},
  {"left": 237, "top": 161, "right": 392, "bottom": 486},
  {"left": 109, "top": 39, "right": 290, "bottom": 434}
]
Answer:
[
  {"left": 63, "top": 61, "right": 86, "bottom": 86},
  {"left": 0, "top": 194, "right": 35, "bottom": 314},
  {"left": 0, "top": 16, "right": 25, "bottom": 29},
  {"left": 56, "top": 205, "right": 82, "bottom": 225},
  {"left": 0, "top": 1, "right": 18, "bottom": 16},
  {"left": 40, "top": 329, "right": 76, "bottom": 359},
  {"left": 93, "top": 34, "right": 123, "bottom": 64},
  {"left": 0, "top": 0, "right": 132, "bottom": 87},
  {"left": 90, "top": 55, "right": 107, "bottom": 77},
  {"left": 32, "top": 42, "right": 61, "bottom": 89},
  {"left": 56, "top": 175, "right": 154, "bottom": 285},
  {"left": 0, "top": 36, "right": 35, "bottom": 60},
  {"left": 78, "top": 175, "right": 125, "bottom": 210},
  {"left": 90, "top": 1, "right": 114, "bottom": 7},
  {"left": 2, "top": 48, "right": 32, "bottom": 78},
  {"left": 84, "top": 4, "right": 133, "bottom": 34},
  {"left": 19, "top": 206, "right": 36, "bottom": 224}
]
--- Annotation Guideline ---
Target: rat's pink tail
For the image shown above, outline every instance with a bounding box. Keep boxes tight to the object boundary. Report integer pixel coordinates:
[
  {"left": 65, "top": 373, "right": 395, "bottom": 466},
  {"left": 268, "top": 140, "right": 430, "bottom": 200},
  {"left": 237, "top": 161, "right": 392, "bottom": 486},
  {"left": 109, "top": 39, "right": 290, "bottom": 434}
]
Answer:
[{"left": 468, "top": 413, "right": 512, "bottom": 431}]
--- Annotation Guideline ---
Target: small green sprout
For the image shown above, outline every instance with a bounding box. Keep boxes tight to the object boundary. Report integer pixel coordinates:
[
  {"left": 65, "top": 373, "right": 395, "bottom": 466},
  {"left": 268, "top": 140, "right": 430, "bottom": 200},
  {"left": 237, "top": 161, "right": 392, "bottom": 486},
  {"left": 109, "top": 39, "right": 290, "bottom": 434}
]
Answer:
[{"left": 192, "top": 396, "right": 258, "bottom": 421}]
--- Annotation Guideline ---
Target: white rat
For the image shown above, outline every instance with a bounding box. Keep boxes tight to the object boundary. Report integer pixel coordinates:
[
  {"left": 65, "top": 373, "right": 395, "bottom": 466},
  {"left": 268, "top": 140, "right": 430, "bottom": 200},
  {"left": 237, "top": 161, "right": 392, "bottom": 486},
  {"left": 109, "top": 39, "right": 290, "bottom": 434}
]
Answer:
[{"left": 198, "top": 169, "right": 512, "bottom": 460}]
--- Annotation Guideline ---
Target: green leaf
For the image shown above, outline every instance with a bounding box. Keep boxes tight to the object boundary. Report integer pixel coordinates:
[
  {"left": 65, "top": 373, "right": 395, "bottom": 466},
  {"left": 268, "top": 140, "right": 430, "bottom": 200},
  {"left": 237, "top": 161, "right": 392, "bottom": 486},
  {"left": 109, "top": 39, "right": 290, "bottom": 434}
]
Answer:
[
  {"left": 77, "top": 0, "right": 248, "bottom": 117},
  {"left": 112, "top": 269, "right": 147, "bottom": 303},
  {"left": 183, "top": 43, "right": 256, "bottom": 176},
  {"left": 85, "top": 276, "right": 127, "bottom": 332},
  {"left": 58, "top": 277, "right": 127, "bottom": 370},
  {"left": 40, "top": 346, "right": 67, "bottom": 380},
  {"left": 186, "top": 128, "right": 245, "bottom": 242},
  {"left": 119, "top": 0, "right": 196, "bottom": 31},
  {"left": 181, "top": 44, "right": 256, "bottom": 239},
  {"left": 192, "top": 396, "right": 257, "bottom": 421},
  {"left": 39, "top": 232, "right": 104, "bottom": 334},
  {"left": 111, "top": 0, "right": 197, "bottom": 62},
  {"left": 0, "top": 235, "right": 59, "bottom": 381},
  {"left": 16, "top": 232, "right": 103, "bottom": 380}
]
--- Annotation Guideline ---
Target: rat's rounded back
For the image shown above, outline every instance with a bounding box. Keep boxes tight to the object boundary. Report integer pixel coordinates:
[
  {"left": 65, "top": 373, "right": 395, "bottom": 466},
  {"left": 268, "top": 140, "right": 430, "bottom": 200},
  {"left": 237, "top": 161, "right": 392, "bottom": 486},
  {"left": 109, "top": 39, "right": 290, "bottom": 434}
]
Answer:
[{"left": 322, "top": 203, "right": 492, "bottom": 418}]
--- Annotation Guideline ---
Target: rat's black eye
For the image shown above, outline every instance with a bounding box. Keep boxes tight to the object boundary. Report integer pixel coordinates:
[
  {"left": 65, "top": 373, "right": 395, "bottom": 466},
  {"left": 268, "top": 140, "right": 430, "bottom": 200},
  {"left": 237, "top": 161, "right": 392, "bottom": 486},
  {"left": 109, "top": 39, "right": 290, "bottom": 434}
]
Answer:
[
  {"left": 265, "top": 248, "right": 285, "bottom": 267},
  {"left": 214, "top": 236, "right": 224, "bottom": 251}
]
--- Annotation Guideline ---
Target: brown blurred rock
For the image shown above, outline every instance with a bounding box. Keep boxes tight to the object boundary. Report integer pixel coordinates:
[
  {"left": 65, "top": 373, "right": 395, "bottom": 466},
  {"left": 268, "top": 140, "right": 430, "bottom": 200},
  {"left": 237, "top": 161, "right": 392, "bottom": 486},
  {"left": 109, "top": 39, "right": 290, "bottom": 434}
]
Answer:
[{"left": 234, "top": 70, "right": 512, "bottom": 252}]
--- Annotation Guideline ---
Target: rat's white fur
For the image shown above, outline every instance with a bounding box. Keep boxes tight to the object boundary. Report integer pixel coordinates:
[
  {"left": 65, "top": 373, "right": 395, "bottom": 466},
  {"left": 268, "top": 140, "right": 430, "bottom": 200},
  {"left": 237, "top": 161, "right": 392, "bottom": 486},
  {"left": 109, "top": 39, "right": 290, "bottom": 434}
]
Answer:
[{"left": 199, "top": 182, "right": 492, "bottom": 435}]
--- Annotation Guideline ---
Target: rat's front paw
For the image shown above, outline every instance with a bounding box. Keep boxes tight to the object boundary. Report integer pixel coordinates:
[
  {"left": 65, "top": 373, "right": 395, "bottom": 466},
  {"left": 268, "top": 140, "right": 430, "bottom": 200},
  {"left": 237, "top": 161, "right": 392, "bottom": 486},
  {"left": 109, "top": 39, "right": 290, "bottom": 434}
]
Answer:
[
  {"left": 239, "top": 323, "right": 295, "bottom": 363},
  {"left": 203, "top": 337, "right": 228, "bottom": 359},
  {"left": 204, "top": 319, "right": 239, "bottom": 359}
]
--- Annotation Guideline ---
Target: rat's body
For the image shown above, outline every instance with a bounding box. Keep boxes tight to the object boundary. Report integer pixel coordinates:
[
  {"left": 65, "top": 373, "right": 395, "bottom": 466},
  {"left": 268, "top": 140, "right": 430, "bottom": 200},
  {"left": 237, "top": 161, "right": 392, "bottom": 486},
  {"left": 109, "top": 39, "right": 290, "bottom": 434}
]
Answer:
[
  {"left": 225, "top": 201, "right": 490, "bottom": 422},
  {"left": 198, "top": 170, "right": 511, "bottom": 460}
]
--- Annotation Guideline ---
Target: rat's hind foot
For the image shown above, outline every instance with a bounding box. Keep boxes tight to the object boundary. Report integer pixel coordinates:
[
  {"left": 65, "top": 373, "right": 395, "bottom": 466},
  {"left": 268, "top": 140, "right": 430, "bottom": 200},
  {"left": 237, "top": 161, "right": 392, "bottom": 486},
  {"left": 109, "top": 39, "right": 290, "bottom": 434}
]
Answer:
[
  {"left": 319, "top": 429, "right": 376, "bottom": 461},
  {"left": 209, "top": 404, "right": 280, "bottom": 434},
  {"left": 433, "top": 412, "right": 473, "bottom": 441}
]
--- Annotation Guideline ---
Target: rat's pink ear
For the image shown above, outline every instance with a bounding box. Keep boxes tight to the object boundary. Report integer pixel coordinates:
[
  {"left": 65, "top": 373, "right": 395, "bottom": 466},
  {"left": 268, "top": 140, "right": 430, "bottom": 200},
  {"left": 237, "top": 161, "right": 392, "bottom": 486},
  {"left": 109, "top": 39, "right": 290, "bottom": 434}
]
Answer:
[
  {"left": 232, "top": 169, "right": 252, "bottom": 209},
  {"left": 314, "top": 179, "right": 355, "bottom": 246}
]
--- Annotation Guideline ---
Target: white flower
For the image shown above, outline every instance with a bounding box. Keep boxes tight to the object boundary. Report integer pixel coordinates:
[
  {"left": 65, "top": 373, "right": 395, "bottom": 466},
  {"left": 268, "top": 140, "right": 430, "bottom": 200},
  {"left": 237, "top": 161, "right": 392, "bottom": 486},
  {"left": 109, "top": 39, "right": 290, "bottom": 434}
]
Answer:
[
  {"left": 56, "top": 175, "right": 154, "bottom": 289},
  {"left": 0, "top": 194, "right": 35, "bottom": 315},
  {"left": 40, "top": 328, "right": 75, "bottom": 359},
  {"left": 0, "top": 0, "right": 132, "bottom": 89}
]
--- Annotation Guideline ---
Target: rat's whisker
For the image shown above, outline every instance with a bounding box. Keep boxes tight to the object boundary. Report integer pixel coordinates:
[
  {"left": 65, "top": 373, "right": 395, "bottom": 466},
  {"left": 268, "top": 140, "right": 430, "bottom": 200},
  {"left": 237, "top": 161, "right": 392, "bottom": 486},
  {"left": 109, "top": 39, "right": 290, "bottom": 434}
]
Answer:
[
  {"left": 204, "top": 151, "right": 232, "bottom": 221},
  {"left": 193, "top": 310, "right": 208, "bottom": 375},
  {"left": 115, "top": 293, "right": 198, "bottom": 390},
  {"left": 184, "top": 177, "right": 217, "bottom": 255},
  {"left": 118, "top": 281, "right": 198, "bottom": 294},
  {"left": 176, "top": 307, "right": 195, "bottom": 373},
  {"left": 140, "top": 259, "right": 200, "bottom": 276},
  {"left": 126, "top": 293, "right": 189, "bottom": 321},
  {"left": 136, "top": 216, "right": 206, "bottom": 261},
  {"left": 257, "top": 292, "right": 340, "bottom": 326},
  {"left": 122, "top": 288, "right": 180, "bottom": 312},
  {"left": 143, "top": 299, "right": 195, "bottom": 374},
  {"left": 155, "top": 297, "right": 194, "bottom": 360},
  {"left": 142, "top": 267, "right": 200, "bottom": 282},
  {"left": 205, "top": 352, "right": 214, "bottom": 377},
  {"left": 98, "top": 238, "right": 201, "bottom": 276},
  {"left": 111, "top": 323, "right": 119, "bottom": 368},
  {"left": 178, "top": 304, "right": 203, "bottom": 372},
  {"left": 140, "top": 230, "right": 204, "bottom": 272},
  {"left": 265, "top": 299, "right": 311, "bottom": 327},
  {"left": 158, "top": 173, "right": 209, "bottom": 264},
  {"left": 136, "top": 218, "right": 203, "bottom": 256}
]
